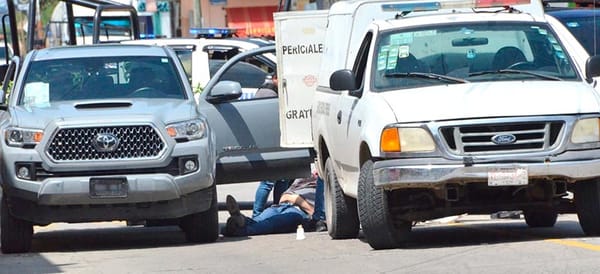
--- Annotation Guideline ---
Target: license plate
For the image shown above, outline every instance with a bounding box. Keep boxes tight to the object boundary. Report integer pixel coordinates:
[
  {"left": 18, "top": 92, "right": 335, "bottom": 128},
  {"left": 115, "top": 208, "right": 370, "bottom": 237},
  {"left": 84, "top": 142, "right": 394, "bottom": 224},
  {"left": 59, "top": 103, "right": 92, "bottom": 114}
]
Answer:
[
  {"left": 487, "top": 167, "right": 528, "bottom": 186},
  {"left": 90, "top": 177, "right": 128, "bottom": 198}
]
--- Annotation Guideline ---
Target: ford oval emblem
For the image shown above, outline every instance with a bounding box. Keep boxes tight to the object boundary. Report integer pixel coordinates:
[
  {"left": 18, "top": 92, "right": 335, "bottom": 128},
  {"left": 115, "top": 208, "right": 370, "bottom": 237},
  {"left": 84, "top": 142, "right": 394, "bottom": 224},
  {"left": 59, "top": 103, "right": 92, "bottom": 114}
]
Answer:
[
  {"left": 93, "top": 133, "right": 120, "bottom": 152},
  {"left": 491, "top": 134, "right": 517, "bottom": 145}
]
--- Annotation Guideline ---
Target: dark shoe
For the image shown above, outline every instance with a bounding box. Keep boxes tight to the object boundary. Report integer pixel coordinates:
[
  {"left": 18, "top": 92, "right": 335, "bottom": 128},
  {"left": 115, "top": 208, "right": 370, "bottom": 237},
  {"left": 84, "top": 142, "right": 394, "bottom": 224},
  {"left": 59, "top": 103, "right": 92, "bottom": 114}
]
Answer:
[
  {"left": 222, "top": 217, "right": 246, "bottom": 237},
  {"left": 225, "top": 195, "right": 245, "bottom": 227},
  {"left": 315, "top": 220, "right": 327, "bottom": 232},
  {"left": 226, "top": 195, "right": 240, "bottom": 216}
]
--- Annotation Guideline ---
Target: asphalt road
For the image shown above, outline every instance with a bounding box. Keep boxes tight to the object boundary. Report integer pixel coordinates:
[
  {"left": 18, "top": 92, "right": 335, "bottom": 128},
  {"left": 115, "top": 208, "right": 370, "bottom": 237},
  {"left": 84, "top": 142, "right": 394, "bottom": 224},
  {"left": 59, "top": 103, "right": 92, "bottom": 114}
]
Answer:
[{"left": 1, "top": 183, "right": 600, "bottom": 273}]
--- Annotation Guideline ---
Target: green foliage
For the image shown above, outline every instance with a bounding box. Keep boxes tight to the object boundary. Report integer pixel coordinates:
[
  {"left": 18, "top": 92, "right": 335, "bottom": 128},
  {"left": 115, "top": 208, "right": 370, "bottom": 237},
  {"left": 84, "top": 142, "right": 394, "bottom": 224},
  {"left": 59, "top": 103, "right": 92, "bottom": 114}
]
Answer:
[
  {"left": 3, "top": 80, "right": 13, "bottom": 102},
  {"left": 194, "top": 83, "right": 204, "bottom": 94},
  {"left": 41, "top": 0, "right": 61, "bottom": 26}
]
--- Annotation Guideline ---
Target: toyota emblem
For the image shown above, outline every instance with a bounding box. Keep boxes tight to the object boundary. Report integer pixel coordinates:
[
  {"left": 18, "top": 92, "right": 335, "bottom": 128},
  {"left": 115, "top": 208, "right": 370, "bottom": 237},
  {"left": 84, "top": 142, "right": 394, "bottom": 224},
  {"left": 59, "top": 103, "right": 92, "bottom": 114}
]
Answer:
[{"left": 93, "top": 133, "right": 120, "bottom": 152}]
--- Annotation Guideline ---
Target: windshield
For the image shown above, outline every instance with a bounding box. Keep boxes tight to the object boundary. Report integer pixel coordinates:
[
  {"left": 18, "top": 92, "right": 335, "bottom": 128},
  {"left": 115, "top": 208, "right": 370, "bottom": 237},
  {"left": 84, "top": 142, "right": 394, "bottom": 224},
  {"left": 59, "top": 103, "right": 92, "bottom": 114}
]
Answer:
[
  {"left": 19, "top": 56, "right": 186, "bottom": 105},
  {"left": 553, "top": 14, "right": 600, "bottom": 56},
  {"left": 372, "top": 22, "right": 578, "bottom": 91},
  {"left": 74, "top": 17, "right": 134, "bottom": 44},
  {"left": 173, "top": 48, "right": 194, "bottom": 83}
]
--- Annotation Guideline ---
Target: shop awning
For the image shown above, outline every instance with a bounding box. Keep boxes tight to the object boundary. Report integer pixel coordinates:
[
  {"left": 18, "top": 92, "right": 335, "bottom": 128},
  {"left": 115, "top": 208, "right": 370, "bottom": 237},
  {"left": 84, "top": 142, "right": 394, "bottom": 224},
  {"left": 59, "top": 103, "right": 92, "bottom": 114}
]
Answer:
[{"left": 226, "top": 6, "right": 277, "bottom": 38}]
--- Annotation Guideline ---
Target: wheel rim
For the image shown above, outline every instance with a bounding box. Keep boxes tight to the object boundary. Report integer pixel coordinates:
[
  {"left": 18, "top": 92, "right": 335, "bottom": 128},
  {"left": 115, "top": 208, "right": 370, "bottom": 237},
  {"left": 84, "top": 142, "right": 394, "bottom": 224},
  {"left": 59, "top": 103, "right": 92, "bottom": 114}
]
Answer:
[{"left": 325, "top": 170, "right": 334, "bottom": 231}]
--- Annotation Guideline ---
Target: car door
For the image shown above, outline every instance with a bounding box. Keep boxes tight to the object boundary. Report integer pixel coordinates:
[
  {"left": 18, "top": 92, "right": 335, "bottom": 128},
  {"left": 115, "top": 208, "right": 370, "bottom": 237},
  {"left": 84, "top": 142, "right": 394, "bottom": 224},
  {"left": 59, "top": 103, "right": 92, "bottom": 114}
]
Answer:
[
  {"left": 328, "top": 32, "right": 373, "bottom": 193},
  {"left": 198, "top": 46, "right": 313, "bottom": 184}
]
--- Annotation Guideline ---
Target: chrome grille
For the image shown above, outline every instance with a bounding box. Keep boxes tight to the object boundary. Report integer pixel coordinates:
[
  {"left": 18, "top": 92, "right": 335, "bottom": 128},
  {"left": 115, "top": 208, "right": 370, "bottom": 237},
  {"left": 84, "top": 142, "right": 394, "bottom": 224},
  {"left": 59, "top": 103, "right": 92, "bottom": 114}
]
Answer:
[
  {"left": 47, "top": 125, "right": 165, "bottom": 161},
  {"left": 440, "top": 121, "right": 563, "bottom": 155}
]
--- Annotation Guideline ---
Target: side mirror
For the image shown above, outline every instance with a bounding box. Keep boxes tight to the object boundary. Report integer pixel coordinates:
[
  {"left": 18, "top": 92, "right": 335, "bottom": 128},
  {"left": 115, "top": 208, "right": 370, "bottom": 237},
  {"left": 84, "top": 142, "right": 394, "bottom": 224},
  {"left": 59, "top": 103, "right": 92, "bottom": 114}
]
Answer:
[
  {"left": 585, "top": 55, "right": 600, "bottom": 83},
  {"left": 205, "top": 80, "right": 243, "bottom": 103},
  {"left": 330, "top": 69, "right": 357, "bottom": 91}
]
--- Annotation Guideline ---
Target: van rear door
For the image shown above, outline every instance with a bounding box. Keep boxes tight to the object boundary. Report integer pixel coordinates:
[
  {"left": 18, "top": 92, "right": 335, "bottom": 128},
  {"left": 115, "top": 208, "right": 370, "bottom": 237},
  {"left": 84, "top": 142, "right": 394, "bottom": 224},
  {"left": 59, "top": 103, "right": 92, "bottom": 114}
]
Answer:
[{"left": 274, "top": 10, "right": 328, "bottom": 148}]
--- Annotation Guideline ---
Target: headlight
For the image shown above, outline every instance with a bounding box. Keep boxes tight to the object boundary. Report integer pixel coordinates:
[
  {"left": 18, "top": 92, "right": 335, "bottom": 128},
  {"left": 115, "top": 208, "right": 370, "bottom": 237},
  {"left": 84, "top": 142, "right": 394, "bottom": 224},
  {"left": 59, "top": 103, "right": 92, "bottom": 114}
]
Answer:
[
  {"left": 4, "top": 127, "right": 44, "bottom": 147},
  {"left": 166, "top": 119, "right": 207, "bottom": 140},
  {"left": 572, "top": 118, "right": 600, "bottom": 144},
  {"left": 380, "top": 127, "right": 435, "bottom": 153}
]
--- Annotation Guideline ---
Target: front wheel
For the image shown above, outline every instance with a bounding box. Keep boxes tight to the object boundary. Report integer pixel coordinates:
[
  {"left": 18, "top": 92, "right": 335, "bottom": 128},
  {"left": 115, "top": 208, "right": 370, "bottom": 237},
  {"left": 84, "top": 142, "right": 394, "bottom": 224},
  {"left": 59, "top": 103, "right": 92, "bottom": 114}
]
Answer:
[
  {"left": 1, "top": 195, "right": 33, "bottom": 253},
  {"left": 358, "top": 160, "right": 411, "bottom": 250},
  {"left": 576, "top": 180, "right": 600, "bottom": 236},
  {"left": 324, "top": 157, "right": 359, "bottom": 239},
  {"left": 180, "top": 185, "right": 219, "bottom": 243}
]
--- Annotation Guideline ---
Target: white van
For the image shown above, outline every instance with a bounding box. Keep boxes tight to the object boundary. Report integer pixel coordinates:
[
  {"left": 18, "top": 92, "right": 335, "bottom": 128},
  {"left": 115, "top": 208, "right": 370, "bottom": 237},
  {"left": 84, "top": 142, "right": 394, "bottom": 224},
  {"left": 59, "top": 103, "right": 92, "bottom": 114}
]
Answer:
[{"left": 277, "top": 0, "right": 600, "bottom": 249}]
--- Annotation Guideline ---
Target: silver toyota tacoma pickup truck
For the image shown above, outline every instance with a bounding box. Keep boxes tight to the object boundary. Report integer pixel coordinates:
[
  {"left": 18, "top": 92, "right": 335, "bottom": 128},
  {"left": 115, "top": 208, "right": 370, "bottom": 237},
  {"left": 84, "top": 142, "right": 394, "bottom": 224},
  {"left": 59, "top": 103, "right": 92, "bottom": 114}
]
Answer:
[{"left": 0, "top": 44, "right": 218, "bottom": 253}]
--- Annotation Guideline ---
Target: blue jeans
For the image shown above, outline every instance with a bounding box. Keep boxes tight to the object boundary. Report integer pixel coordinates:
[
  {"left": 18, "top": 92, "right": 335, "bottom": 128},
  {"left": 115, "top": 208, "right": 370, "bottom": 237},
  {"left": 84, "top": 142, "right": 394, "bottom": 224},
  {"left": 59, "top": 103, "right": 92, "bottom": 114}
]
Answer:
[
  {"left": 244, "top": 203, "right": 311, "bottom": 236},
  {"left": 253, "top": 180, "right": 290, "bottom": 218},
  {"left": 313, "top": 176, "right": 325, "bottom": 221}
]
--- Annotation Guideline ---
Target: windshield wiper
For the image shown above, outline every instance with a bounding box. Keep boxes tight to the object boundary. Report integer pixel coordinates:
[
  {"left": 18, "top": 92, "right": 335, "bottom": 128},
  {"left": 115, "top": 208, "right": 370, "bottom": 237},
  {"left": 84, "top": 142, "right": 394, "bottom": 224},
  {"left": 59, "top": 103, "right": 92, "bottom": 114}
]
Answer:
[
  {"left": 384, "top": 72, "right": 469, "bottom": 83},
  {"left": 469, "top": 69, "right": 562, "bottom": 81}
]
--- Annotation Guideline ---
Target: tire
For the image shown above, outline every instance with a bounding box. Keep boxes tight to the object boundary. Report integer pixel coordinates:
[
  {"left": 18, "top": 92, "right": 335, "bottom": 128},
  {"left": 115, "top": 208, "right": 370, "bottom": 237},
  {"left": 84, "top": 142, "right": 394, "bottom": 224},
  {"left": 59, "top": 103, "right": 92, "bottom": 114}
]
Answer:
[
  {"left": 1, "top": 195, "right": 33, "bottom": 254},
  {"left": 575, "top": 179, "right": 600, "bottom": 236},
  {"left": 180, "top": 185, "right": 219, "bottom": 243},
  {"left": 357, "top": 160, "right": 411, "bottom": 250},
  {"left": 524, "top": 209, "right": 557, "bottom": 228},
  {"left": 324, "top": 157, "right": 359, "bottom": 239}
]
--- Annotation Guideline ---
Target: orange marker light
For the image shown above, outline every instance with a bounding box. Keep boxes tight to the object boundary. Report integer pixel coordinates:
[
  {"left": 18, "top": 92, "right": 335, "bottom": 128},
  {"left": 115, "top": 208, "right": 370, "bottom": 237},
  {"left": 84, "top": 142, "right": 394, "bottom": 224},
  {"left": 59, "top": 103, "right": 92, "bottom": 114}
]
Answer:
[
  {"left": 381, "top": 128, "right": 401, "bottom": 152},
  {"left": 33, "top": 132, "right": 43, "bottom": 143},
  {"left": 167, "top": 127, "right": 177, "bottom": 137}
]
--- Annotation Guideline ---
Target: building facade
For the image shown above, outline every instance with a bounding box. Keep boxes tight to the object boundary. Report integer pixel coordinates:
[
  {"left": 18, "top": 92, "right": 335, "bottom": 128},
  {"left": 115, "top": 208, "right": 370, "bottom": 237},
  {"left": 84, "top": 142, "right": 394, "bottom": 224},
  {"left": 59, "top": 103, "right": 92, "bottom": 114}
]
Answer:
[{"left": 180, "top": 0, "right": 279, "bottom": 38}]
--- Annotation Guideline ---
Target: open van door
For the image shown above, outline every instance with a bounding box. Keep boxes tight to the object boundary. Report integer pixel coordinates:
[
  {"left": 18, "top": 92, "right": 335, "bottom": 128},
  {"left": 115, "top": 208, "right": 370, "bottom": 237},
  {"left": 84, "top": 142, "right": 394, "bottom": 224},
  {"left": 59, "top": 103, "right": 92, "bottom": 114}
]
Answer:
[{"left": 274, "top": 10, "right": 328, "bottom": 148}]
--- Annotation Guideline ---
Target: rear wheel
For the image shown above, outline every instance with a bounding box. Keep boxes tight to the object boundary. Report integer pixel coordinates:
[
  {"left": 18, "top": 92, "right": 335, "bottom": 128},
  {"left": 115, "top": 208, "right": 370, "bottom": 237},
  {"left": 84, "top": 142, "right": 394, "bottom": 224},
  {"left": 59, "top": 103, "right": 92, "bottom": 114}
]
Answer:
[
  {"left": 358, "top": 160, "right": 411, "bottom": 250},
  {"left": 180, "top": 185, "right": 219, "bottom": 243},
  {"left": 324, "top": 157, "right": 359, "bottom": 239},
  {"left": 576, "top": 179, "right": 600, "bottom": 236},
  {"left": 524, "top": 209, "right": 557, "bottom": 228},
  {"left": 1, "top": 195, "right": 33, "bottom": 254}
]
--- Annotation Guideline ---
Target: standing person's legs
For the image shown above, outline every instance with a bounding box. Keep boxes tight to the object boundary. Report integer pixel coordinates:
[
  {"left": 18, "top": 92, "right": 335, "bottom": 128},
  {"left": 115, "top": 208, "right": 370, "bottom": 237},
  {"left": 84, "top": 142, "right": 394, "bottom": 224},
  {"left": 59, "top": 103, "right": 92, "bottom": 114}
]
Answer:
[
  {"left": 306, "top": 176, "right": 327, "bottom": 232},
  {"left": 253, "top": 181, "right": 275, "bottom": 218},
  {"left": 313, "top": 176, "right": 325, "bottom": 221},
  {"left": 272, "top": 179, "right": 291, "bottom": 204}
]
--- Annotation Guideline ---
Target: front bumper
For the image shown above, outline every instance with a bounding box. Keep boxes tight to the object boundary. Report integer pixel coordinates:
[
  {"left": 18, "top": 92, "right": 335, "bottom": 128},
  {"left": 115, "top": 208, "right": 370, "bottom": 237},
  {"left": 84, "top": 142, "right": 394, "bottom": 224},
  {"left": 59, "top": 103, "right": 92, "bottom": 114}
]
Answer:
[
  {"left": 6, "top": 187, "right": 215, "bottom": 224},
  {"left": 373, "top": 150, "right": 600, "bottom": 188},
  {"left": 1, "top": 132, "right": 216, "bottom": 223}
]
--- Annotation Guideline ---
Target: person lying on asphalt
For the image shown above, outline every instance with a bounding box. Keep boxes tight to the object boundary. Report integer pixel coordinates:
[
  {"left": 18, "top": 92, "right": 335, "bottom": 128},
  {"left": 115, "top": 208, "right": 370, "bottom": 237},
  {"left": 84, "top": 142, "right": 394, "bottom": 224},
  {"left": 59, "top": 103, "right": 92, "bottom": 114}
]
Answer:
[{"left": 222, "top": 173, "right": 326, "bottom": 236}]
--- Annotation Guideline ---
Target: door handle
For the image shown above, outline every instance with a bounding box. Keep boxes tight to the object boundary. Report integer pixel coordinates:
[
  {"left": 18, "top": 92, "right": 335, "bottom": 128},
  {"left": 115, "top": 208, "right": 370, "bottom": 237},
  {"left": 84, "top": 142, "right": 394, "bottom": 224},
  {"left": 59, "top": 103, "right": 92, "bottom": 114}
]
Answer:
[{"left": 337, "top": 111, "right": 342, "bottom": 124}]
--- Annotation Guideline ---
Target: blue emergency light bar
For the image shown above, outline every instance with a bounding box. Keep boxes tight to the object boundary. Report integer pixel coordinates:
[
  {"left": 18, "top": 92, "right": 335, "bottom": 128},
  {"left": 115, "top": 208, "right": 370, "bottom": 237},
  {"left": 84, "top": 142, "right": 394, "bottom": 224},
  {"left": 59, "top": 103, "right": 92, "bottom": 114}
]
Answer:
[
  {"left": 140, "top": 33, "right": 156, "bottom": 39},
  {"left": 382, "top": 2, "right": 441, "bottom": 12},
  {"left": 382, "top": 0, "right": 531, "bottom": 12},
  {"left": 189, "top": 27, "right": 237, "bottom": 38}
]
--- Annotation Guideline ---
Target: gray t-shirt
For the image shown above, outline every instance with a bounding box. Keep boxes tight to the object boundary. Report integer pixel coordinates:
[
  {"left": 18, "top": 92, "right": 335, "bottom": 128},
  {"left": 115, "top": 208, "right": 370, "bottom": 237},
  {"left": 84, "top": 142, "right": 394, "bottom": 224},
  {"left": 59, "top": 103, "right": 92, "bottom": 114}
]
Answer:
[{"left": 284, "top": 176, "right": 317, "bottom": 207}]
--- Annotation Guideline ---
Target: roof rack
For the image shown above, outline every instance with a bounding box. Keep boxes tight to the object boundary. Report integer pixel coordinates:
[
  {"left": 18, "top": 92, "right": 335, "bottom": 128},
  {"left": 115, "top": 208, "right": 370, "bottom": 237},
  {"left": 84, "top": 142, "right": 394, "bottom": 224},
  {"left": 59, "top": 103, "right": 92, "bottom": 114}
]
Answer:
[{"left": 26, "top": 0, "right": 139, "bottom": 50}]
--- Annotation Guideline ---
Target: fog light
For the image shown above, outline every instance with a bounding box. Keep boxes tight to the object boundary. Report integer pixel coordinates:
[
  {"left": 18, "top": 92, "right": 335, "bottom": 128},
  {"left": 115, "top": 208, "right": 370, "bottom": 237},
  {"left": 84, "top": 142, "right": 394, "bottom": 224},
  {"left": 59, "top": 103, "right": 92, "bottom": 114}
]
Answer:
[
  {"left": 17, "top": 166, "right": 31, "bottom": 179},
  {"left": 179, "top": 156, "right": 199, "bottom": 175},
  {"left": 184, "top": 160, "right": 197, "bottom": 172}
]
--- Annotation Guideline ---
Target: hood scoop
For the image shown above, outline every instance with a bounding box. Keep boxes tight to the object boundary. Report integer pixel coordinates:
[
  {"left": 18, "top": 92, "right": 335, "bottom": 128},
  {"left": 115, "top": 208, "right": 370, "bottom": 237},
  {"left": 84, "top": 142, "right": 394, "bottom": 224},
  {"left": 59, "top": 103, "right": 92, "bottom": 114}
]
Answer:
[{"left": 75, "top": 101, "right": 133, "bottom": 109}]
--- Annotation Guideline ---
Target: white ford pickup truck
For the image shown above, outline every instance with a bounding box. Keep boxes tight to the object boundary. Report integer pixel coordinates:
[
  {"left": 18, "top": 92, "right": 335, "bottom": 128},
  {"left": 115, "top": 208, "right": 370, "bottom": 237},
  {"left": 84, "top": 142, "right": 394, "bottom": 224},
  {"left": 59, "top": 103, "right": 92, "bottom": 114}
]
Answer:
[{"left": 276, "top": 0, "right": 600, "bottom": 249}]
